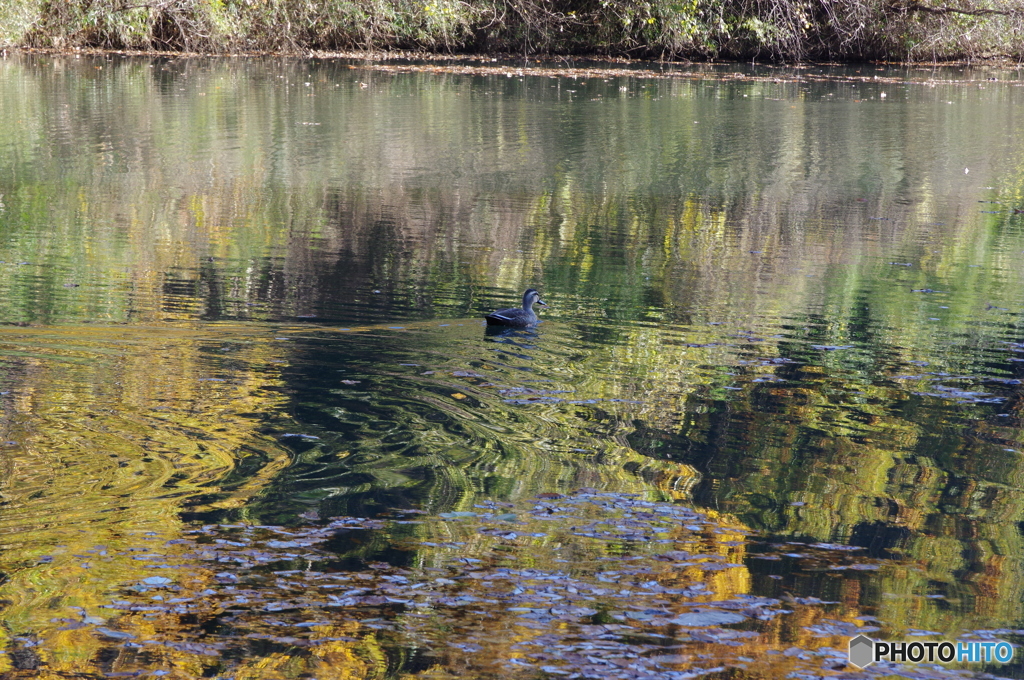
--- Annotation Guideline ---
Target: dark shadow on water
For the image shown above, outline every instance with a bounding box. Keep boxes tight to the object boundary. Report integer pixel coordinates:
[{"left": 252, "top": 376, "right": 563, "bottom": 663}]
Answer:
[{"left": 484, "top": 323, "right": 541, "bottom": 339}]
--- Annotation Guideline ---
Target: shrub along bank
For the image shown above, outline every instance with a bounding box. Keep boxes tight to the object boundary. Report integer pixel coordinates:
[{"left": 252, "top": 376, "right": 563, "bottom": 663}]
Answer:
[{"left": 2, "top": 0, "right": 1023, "bottom": 61}]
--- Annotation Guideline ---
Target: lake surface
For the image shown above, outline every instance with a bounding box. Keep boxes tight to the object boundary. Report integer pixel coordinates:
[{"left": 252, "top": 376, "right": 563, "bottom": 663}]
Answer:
[{"left": 2, "top": 52, "right": 1024, "bottom": 678}]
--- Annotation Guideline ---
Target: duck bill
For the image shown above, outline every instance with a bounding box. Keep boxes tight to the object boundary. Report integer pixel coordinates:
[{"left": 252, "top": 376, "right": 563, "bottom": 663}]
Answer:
[{"left": 535, "top": 299, "right": 548, "bottom": 307}]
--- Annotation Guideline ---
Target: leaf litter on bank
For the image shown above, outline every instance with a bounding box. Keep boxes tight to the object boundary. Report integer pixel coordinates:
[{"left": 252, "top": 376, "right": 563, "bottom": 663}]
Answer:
[{"left": 79, "top": 489, "right": 1013, "bottom": 679}]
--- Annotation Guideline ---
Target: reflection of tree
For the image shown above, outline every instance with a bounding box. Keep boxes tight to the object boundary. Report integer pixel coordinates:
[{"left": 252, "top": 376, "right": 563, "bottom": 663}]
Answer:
[
  {"left": 242, "top": 323, "right": 703, "bottom": 529},
  {"left": 0, "top": 54, "right": 1024, "bottom": 657},
  {"left": 2, "top": 56, "right": 1023, "bottom": 329},
  {"left": 637, "top": 362, "right": 1024, "bottom": 633},
  {"left": 0, "top": 325, "right": 293, "bottom": 674}
]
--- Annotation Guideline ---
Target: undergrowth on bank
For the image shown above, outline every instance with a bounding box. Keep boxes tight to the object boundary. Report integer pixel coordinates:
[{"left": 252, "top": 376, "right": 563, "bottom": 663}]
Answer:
[{"left": 3, "top": 0, "right": 1024, "bottom": 61}]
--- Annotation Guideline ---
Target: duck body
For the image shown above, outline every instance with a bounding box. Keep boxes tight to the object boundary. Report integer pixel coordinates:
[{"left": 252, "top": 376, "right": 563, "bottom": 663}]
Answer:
[{"left": 485, "top": 289, "right": 547, "bottom": 327}]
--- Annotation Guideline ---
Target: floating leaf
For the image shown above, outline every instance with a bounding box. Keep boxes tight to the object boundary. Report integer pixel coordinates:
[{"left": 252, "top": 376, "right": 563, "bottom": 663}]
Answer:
[
  {"left": 670, "top": 611, "right": 746, "bottom": 626},
  {"left": 96, "top": 628, "right": 135, "bottom": 640}
]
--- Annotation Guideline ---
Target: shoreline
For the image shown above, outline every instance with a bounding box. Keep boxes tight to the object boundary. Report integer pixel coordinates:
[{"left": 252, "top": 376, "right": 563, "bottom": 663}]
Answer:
[{"left": 5, "top": 45, "right": 1024, "bottom": 72}]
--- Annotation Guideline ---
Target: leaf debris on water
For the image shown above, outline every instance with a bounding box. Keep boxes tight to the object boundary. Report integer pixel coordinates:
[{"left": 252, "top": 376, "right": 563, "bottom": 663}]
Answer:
[{"left": 77, "top": 490, "right": 984, "bottom": 679}]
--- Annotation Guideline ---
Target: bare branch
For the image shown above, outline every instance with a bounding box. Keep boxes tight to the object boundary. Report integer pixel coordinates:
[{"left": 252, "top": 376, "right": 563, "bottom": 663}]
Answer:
[
  {"left": 113, "top": 0, "right": 175, "bottom": 12},
  {"left": 892, "top": 1, "right": 1024, "bottom": 17}
]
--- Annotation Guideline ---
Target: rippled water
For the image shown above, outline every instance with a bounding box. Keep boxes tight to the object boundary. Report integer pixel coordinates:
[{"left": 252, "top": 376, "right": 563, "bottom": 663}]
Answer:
[{"left": 2, "top": 53, "right": 1024, "bottom": 677}]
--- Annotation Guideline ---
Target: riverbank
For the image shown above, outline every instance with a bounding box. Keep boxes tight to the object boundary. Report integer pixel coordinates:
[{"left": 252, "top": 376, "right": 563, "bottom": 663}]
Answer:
[{"left": 2, "top": 0, "right": 1023, "bottom": 63}]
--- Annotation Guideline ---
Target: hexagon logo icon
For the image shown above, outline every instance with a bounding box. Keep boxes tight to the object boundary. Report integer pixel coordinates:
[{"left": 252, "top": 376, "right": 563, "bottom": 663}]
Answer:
[{"left": 849, "top": 634, "right": 875, "bottom": 668}]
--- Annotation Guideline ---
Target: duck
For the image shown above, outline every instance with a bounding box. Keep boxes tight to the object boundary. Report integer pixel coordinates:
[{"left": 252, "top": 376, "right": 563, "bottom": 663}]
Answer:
[{"left": 485, "top": 289, "right": 548, "bottom": 327}]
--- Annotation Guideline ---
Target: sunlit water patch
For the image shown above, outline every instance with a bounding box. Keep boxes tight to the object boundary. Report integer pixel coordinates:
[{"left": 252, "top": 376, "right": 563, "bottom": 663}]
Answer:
[{"left": 0, "top": 324, "right": 294, "bottom": 652}]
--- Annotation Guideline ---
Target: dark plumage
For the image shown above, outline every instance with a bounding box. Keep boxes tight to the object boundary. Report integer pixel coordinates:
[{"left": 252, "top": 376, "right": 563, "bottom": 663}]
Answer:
[{"left": 485, "top": 289, "right": 548, "bottom": 327}]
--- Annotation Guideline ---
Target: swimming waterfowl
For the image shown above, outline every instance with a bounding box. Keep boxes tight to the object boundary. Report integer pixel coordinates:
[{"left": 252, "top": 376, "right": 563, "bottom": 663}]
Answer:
[{"left": 485, "top": 289, "right": 547, "bottom": 327}]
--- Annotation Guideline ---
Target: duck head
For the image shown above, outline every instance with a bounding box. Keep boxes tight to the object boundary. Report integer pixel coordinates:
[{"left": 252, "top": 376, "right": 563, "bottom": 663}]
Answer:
[{"left": 523, "top": 288, "right": 548, "bottom": 310}]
